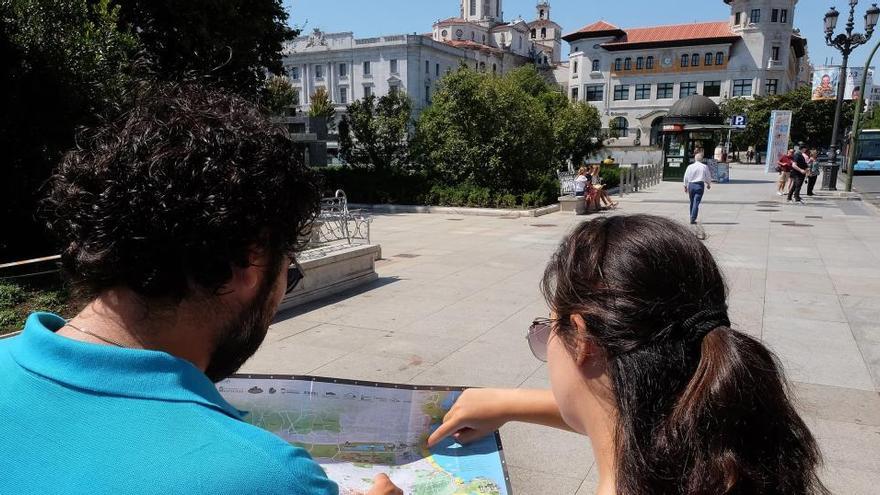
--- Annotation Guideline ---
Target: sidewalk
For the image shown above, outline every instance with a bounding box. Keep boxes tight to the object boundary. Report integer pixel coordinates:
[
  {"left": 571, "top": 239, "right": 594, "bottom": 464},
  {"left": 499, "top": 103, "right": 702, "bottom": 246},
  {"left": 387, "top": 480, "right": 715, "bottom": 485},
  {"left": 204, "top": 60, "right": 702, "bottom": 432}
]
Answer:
[{"left": 245, "top": 164, "right": 880, "bottom": 494}]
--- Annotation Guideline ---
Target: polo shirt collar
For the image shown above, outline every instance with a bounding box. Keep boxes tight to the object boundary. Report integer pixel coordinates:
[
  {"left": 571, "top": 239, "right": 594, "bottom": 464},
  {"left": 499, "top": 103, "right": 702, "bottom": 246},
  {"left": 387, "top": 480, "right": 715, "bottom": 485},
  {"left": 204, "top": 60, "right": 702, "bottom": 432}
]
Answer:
[{"left": 9, "top": 312, "right": 242, "bottom": 419}]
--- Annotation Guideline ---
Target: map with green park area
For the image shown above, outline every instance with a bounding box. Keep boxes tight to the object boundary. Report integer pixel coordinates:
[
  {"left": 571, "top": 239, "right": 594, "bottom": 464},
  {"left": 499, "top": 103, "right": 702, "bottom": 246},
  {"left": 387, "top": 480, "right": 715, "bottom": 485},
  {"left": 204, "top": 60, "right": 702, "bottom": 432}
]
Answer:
[{"left": 218, "top": 375, "right": 510, "bottom": 495}]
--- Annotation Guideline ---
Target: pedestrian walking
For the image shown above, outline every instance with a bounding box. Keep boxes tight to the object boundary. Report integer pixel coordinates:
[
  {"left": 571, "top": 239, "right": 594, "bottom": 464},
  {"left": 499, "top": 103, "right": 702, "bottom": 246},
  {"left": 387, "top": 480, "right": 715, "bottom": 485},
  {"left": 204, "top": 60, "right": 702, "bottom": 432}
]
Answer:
[
  {"left": 788, "top": 145, "right": 808, "bottom": 203},
  {"left": 683, "top": 152, "right": 712, "bottom": 225},
  {"left": 776, "top": 149, "right": 794, "bottom": 196},
  {"left": 806, "top": 149, "right": 820, "bottom": 196},
  {"left": 747, "top": 146, "right": 755, "bottom": 163}
]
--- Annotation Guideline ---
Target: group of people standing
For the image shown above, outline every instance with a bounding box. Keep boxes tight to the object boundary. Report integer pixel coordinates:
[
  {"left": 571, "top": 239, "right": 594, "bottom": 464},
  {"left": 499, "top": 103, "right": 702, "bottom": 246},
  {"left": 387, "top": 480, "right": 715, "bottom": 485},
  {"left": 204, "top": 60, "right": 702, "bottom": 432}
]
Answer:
[
  {"left": 776, "top": 145, "right": 820, "bottom": 202},
  {"left": 574, "top": 161, "right": 618, "bottom": 212}
]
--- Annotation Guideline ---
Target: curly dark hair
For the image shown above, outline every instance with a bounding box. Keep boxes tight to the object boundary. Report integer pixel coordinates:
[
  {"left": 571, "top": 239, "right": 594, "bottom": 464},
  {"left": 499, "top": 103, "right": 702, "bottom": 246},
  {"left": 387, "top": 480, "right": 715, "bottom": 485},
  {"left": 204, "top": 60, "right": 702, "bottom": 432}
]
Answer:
[{"left": 42, "top": 83, "right": 320, "bottom": 301}]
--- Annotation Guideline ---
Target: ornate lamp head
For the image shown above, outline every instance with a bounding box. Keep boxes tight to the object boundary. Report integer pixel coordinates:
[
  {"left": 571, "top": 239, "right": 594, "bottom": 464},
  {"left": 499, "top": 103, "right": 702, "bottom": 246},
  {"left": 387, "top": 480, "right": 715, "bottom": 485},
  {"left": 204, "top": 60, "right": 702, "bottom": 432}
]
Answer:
[{"left": 825, "top": 7, "right": 840, "bottom": 35}]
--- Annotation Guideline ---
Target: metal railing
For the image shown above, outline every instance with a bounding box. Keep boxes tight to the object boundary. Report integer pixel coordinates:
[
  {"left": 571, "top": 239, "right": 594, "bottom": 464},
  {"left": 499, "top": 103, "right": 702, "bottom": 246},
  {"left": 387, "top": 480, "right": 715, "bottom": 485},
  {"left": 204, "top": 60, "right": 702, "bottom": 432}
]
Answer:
[
  {"left": 619, "top": 163, "right": 663, "bottom": 197},
  {"left": 308, "top": 190, "right": 372, "bottom": 250}
]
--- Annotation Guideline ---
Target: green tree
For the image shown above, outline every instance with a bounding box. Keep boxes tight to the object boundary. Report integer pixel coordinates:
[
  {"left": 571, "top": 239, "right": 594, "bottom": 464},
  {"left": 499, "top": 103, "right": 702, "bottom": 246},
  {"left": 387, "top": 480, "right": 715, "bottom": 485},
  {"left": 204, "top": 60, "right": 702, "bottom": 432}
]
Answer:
[
  {"left": 107, "top": 0, "right": 297, "bottom": 98},
  {"left": 553, "top": 102, "right": 603, "bottom": 167},
  {"left": 262, "top": 74, "right": 297, "bottom": 116},
  {"left": 720, "top": 85, "right": 853, "bottom": 152},
  {"left": 338, "top": 91, "right": 412, "bottom": 174},
  {"left": 414, "top": 65, "right": 598, "bottom": 194},
  {"left": 0, "top": 0, "right": 139, "bottom": 262},
  {"left": 308, "top": 86, "right": 336, "bottom": 128}
]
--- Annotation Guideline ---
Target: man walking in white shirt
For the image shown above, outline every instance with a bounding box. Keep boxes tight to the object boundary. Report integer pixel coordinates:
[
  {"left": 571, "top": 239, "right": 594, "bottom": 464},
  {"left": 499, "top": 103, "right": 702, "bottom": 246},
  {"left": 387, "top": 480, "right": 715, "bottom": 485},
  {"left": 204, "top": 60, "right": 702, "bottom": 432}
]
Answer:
[{"left": 683, "top": 152, "right": 713, "bottom": 225}]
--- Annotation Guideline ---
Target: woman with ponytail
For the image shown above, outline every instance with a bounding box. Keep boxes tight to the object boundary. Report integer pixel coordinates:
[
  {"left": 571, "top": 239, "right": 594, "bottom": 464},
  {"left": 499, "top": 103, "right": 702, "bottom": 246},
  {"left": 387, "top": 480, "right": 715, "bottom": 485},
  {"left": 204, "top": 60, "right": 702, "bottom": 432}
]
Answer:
[{"left": 427, "top": 214, "right": 827, "bottom": 495}]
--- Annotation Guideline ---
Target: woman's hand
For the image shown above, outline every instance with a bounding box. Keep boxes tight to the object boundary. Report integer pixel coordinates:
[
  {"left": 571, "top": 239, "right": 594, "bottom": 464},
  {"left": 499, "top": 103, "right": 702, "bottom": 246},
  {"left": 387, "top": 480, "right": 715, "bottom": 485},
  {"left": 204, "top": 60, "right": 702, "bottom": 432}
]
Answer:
[
  {"left": 427, "top": 388, "right": 517, "bottom": 447},
  {"left": 365, "top": 474, "right": 402, "bottom": 495},
  {"left": 427, "top": 388, "right": 571, "bottom": 447}
]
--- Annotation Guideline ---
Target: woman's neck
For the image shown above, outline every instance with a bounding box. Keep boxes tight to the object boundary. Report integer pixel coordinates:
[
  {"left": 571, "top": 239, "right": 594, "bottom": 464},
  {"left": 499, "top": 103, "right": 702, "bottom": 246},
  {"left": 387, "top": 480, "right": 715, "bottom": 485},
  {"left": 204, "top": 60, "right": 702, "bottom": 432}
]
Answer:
[{"left": 589, "top": 419, "right": 617, "bottom": 495}]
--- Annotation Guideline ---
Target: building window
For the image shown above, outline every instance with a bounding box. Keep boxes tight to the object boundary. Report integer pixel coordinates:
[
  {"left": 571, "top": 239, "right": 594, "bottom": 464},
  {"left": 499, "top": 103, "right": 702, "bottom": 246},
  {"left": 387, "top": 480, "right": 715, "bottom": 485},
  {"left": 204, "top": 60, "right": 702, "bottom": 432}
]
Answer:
[
  {"left": 390, "top": 59, "right": 398, "bottom": 73},
  {"left": 541, "top": 27, "right": 547, "bottom": 39},
  {"left": 657, "top": 83, "right": 674, "bottom": 99},
  {"left": 573, "top": 60, "right": 579, "bottom": 77},
  {"left": 636, "top": 57, "right": 644, "bottom": 69},
  {"left": 425, "top": 60, "right": 430, "bottom": 74},
  {"left": 614, "top": 84, "right": 630, "bottom": 101},
  {"left": 646, "top": 56, "right": 654, "bottom": 69},
  {"left": 389, "top": 85, "right": 399, "bottom": 96},
  {"left": 591, "top": 59, "right": 600, "bottom": 71},
  {"left": 585, "top": 84, "right": 603, "bottom": 101},
  {"left": 436, "top": 63, "right": 440, "bottom": 77},
  {"left": 290, "top": 66, "right": 300, "bottom": 80},
  {"left": 735, "top": 12, "right": 741, "bottom": 25},
  {"left": 571, "top": 87, "right": 579, "bottom": 102},
  {"left": 425, "top": 86, "right": 430, "bottom": 103},
  {"left": 611, "top": 117, "right": 629, "bottom": 138},
  {"left": 635, "top": 84, "right": 651, "bottom": 100},
  {"left": 771, "top": 46, "right": 780, "bottom": 61},
  {"left": 531, "top": 28, "right": 536, "bottom": 39},
  {"left": 765, "top": 79, "right": 779, "bottom": 95},
  {"left": 315, "top": 64, "right": 324, "bottom": 79},
  {"left": 292, "top": 89, "right": 300, "bottom": 106},
  {"left": 614, "top": 58, "right": 622, "bottom": 71},
  {"left": 364, "top": 86, "right": 372, "bottom": 98},
  {"left": 624, "top": 57, "right": 632, "bottom": 70},
  {"left": 733, "top": 79, "right": 753, "bottom": 97},
  {"left": 339, "top": 63, "right": 347, "bottom": 77},
  {"left": 363, "top": 61, "right": 371, "bottom": 76},
  {"left": 339, "top": 87, "right": 347, "bottom": 104},
  {"left": 716, "top": 52, "right": 725, "bottom": 65},
  {"left": 471, "top": 32, "right": 475, "bottom": 41},
  {"left": 680, "top": 82, "right": 697, "bottom": 98},
  {"left": 691, "top": 54, "right": 699, "bottom": 67},
  {"left": 703, "top": 81, "right": 721, "bottom": 97},
  {"left": 780, "top": 9, "right": 788, "bottom": 23},
  {"left": 771, "top": 9, "right": 779, "bottom": 22},
  {"left": 470, "top": 0, "right": 476, "bottom": 16},
  {"left": 705, "top": 53, "right": 713, "bottom": 66},
  {"left": 750, "top": 9, "right": 760, "bottom": 24},
  {"left": 681, "top": 54, "right": 689, "bottom": 67}
]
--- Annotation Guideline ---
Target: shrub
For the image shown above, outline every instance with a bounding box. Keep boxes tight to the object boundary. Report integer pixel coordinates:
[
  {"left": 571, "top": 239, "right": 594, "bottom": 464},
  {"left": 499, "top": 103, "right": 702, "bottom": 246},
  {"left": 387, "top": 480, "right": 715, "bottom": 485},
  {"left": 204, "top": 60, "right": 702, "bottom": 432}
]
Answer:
[
  {"left": 600, "top": 166, "right": 621, "bottom": 189},
  {"left": 521, "top": 192, "right": 539, "bottom": 208},
  {"left": 0, "top": 283, "right": 26, "bottom": 308},
  {"left": 495, "top": 193, "right": 517, "bottom": 209},
  {"left": 466, "top": 187, "right": 491, "bottom": 208}
]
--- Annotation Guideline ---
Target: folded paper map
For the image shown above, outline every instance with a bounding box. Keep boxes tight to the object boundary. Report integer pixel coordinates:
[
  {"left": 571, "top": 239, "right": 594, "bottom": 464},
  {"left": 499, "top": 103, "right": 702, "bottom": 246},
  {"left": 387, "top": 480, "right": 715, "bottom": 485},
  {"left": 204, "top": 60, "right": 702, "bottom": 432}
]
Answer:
[{"left": 218, "top": 374, "right": 511, "bottom": 495}]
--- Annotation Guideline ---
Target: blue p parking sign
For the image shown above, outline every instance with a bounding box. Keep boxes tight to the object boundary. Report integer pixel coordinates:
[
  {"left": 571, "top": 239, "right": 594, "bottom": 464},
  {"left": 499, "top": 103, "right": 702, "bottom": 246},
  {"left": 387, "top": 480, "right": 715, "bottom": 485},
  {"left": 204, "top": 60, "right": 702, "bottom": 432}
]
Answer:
[{"left": 730, "top": 115, "right": 748, "bottom": 128}]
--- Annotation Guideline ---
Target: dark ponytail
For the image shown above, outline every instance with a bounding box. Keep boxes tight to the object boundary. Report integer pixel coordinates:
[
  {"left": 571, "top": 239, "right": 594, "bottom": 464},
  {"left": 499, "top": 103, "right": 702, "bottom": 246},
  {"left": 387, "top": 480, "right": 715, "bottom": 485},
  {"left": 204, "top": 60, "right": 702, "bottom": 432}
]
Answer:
[{"left": 542, "top": 215, "right": 827, "bottom": 495}]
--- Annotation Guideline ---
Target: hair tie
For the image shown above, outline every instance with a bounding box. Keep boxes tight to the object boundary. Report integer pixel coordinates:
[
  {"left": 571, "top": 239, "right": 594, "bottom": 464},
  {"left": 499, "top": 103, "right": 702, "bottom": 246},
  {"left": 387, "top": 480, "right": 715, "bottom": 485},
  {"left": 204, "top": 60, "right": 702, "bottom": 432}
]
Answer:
[{"left": 681, "top": 308, "right": 730, "bottom": 343}]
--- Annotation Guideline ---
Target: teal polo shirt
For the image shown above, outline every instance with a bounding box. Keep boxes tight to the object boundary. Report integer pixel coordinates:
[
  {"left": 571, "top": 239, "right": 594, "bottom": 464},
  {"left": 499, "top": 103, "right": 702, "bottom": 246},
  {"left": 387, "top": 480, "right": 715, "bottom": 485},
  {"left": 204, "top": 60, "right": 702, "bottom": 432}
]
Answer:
[{"left": 0, "top": 312, "right": 338, "bottom": 495}]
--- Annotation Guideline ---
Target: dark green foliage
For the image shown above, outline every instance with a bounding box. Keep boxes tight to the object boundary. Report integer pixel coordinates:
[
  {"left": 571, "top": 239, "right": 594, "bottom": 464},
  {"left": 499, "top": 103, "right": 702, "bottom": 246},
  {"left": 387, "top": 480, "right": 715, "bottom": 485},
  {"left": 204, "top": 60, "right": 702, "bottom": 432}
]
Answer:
[
  {"left": 720, "top": 85, "right": 854, "bottom": 151},
  {"left": 0, "top": 282, "right": 75, "bottom": 335}
]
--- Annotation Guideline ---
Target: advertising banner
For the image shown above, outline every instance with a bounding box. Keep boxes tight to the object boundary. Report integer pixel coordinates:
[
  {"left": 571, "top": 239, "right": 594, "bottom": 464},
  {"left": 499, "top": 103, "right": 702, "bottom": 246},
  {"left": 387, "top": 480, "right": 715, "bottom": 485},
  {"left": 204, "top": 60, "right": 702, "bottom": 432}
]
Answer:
[
  {"left": 812, "top": 66, "right": 874, "bottom": 101},
  {"left": 765, "top": 110, "right": 792, "bottom": 174}
]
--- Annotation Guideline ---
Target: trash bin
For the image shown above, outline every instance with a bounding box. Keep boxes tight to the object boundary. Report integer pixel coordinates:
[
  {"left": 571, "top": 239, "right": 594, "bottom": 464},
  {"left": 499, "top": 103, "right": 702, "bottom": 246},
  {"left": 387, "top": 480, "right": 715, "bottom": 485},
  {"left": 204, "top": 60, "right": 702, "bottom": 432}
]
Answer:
[{"left": 821, "top": 161, "right": 840, "bottom": 191}]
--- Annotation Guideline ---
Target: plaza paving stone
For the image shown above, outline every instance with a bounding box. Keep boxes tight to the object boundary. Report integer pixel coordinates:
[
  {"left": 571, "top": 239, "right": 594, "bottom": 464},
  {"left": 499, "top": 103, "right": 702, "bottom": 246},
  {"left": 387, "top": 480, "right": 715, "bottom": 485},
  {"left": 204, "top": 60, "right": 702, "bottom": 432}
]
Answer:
[{"left": 242, "top": 165, "right": 880, "bottom": 494}]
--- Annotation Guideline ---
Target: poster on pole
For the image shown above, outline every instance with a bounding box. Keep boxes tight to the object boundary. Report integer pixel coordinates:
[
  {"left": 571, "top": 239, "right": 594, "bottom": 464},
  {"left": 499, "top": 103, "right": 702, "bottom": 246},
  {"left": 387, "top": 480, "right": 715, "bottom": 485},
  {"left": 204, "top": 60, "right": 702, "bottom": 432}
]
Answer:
[
  {"left": 812, "top": 66, "right": 874, "bottom": 100},
  {"left": 765, "top": 110, "right": 792, "bottom": 174}
]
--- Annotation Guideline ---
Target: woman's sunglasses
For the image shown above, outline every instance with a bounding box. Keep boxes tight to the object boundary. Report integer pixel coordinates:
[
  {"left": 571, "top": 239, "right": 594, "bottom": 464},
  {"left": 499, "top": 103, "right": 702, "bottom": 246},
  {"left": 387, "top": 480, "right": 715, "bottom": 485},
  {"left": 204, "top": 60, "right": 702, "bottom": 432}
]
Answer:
[
  {"left": 526, "top": 318, "right": 555, "bottom": 362},
  {"left": 286, "top": 259, "right": 305, "bottom": 294}
]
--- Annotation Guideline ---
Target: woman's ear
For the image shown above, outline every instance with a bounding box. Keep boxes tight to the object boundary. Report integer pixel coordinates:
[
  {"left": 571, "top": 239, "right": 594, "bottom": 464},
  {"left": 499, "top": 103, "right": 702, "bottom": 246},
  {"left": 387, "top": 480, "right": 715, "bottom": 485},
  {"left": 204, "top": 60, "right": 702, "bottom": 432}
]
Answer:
[{"left": 569, "top": 314, "right": 599, "bottom": 366}]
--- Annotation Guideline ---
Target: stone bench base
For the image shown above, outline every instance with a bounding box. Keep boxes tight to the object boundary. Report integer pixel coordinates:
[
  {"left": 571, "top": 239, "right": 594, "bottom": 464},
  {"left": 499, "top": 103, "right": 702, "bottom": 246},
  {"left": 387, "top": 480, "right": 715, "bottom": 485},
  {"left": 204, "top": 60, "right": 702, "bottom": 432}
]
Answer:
[{"left": 280, "top": 243, "right": 381, "bottom": 311}]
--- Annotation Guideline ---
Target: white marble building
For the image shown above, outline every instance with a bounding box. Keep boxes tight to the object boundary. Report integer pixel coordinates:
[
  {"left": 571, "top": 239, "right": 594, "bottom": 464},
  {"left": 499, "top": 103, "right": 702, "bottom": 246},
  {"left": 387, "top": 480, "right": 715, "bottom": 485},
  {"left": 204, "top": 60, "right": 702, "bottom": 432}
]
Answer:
[
  {"left": 282, "top": 0, "right": 559, "bottom": 123},
  {"left": 564, "top": 0, "right": 808, "bottom": 148}
]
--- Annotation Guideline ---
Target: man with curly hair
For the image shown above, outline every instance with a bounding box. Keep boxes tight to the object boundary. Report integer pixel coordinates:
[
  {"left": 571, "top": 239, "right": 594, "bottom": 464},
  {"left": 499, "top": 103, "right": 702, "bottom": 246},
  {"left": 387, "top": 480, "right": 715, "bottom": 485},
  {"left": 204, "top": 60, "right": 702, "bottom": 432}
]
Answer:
[{"left": 0, "top": 84, "right": 400, "bottom": 495}]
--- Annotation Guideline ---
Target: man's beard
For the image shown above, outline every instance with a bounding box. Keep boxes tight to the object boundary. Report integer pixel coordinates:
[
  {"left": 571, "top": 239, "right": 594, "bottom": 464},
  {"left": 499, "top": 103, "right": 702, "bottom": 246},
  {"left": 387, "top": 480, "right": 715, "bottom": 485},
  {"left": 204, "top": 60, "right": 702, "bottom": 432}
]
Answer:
[{"left": 204, "top": 277, "right": 277, "bottom": 383}]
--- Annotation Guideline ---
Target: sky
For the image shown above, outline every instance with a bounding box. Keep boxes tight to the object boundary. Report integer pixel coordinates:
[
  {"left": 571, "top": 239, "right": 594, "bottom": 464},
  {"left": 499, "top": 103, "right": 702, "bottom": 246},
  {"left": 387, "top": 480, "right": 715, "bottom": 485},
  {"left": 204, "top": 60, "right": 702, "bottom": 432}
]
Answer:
[{"left": 283, "top": 0, "right": 880, "bottom": 69}]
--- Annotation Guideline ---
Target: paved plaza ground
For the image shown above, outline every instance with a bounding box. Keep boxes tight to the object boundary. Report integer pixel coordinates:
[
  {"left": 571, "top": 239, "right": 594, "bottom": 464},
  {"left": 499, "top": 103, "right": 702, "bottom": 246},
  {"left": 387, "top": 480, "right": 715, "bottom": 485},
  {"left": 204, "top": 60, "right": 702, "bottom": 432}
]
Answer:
[{"left": 243, "top": 164, "right": 880, "bottom": 494}]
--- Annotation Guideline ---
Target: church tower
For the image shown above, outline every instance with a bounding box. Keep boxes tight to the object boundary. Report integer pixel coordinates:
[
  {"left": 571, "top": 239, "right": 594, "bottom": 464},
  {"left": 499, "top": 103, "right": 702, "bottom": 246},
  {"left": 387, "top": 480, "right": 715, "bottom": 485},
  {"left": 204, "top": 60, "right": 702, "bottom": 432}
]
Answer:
[
  {"left": 528, "top": 1, "right": 562, "bottom": 64},
  {"left": 726, "top": 0, "right": 800, "bottom": 94},
  {"left": 461, "top": 0, "right": 503, "bottom": 25}
]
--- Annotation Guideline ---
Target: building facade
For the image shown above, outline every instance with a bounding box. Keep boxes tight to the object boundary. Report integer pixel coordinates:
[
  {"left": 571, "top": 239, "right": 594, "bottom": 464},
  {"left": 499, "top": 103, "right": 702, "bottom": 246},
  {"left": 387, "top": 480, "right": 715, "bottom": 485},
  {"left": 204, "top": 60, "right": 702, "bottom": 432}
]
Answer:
[
  {"left": 281, "top": 0, "right": 556, "bottom": 122},
  {"left": 563, "top": 0, "right": 807, "bottom": 149}
]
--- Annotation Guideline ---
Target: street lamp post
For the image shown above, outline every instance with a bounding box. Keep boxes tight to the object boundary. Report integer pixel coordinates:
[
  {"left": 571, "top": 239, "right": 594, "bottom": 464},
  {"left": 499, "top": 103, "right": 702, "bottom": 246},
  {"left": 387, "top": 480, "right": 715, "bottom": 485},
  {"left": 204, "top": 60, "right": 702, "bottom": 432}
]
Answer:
[
  {"left": 845, "top": 3, "right": 880, "bottom": 192},
  {"left": 824, "top": 0, "right": 879, "bottom": 191}
]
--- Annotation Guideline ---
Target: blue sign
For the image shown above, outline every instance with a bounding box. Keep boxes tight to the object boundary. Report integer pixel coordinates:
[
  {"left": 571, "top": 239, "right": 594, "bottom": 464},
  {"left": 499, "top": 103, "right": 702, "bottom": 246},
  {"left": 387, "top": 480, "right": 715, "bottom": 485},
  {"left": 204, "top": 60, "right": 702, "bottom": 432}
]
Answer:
[{"left": 730, "top": 115, "right": 748, "bottom": 128}]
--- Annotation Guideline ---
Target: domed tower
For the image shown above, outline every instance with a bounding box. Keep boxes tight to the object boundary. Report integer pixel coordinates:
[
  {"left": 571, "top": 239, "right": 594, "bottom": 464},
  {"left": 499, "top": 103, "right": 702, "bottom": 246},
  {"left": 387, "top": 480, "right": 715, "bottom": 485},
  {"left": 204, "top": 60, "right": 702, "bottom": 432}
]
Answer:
[
  {"left": 528, "top": 1, "right": 562, "bottom": 64},
  {"left": 725, "top": 0, "right": 800, "bottom": 94},
  {"left": 461, "top": 0, "right": 503, "bottom": 26}
]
